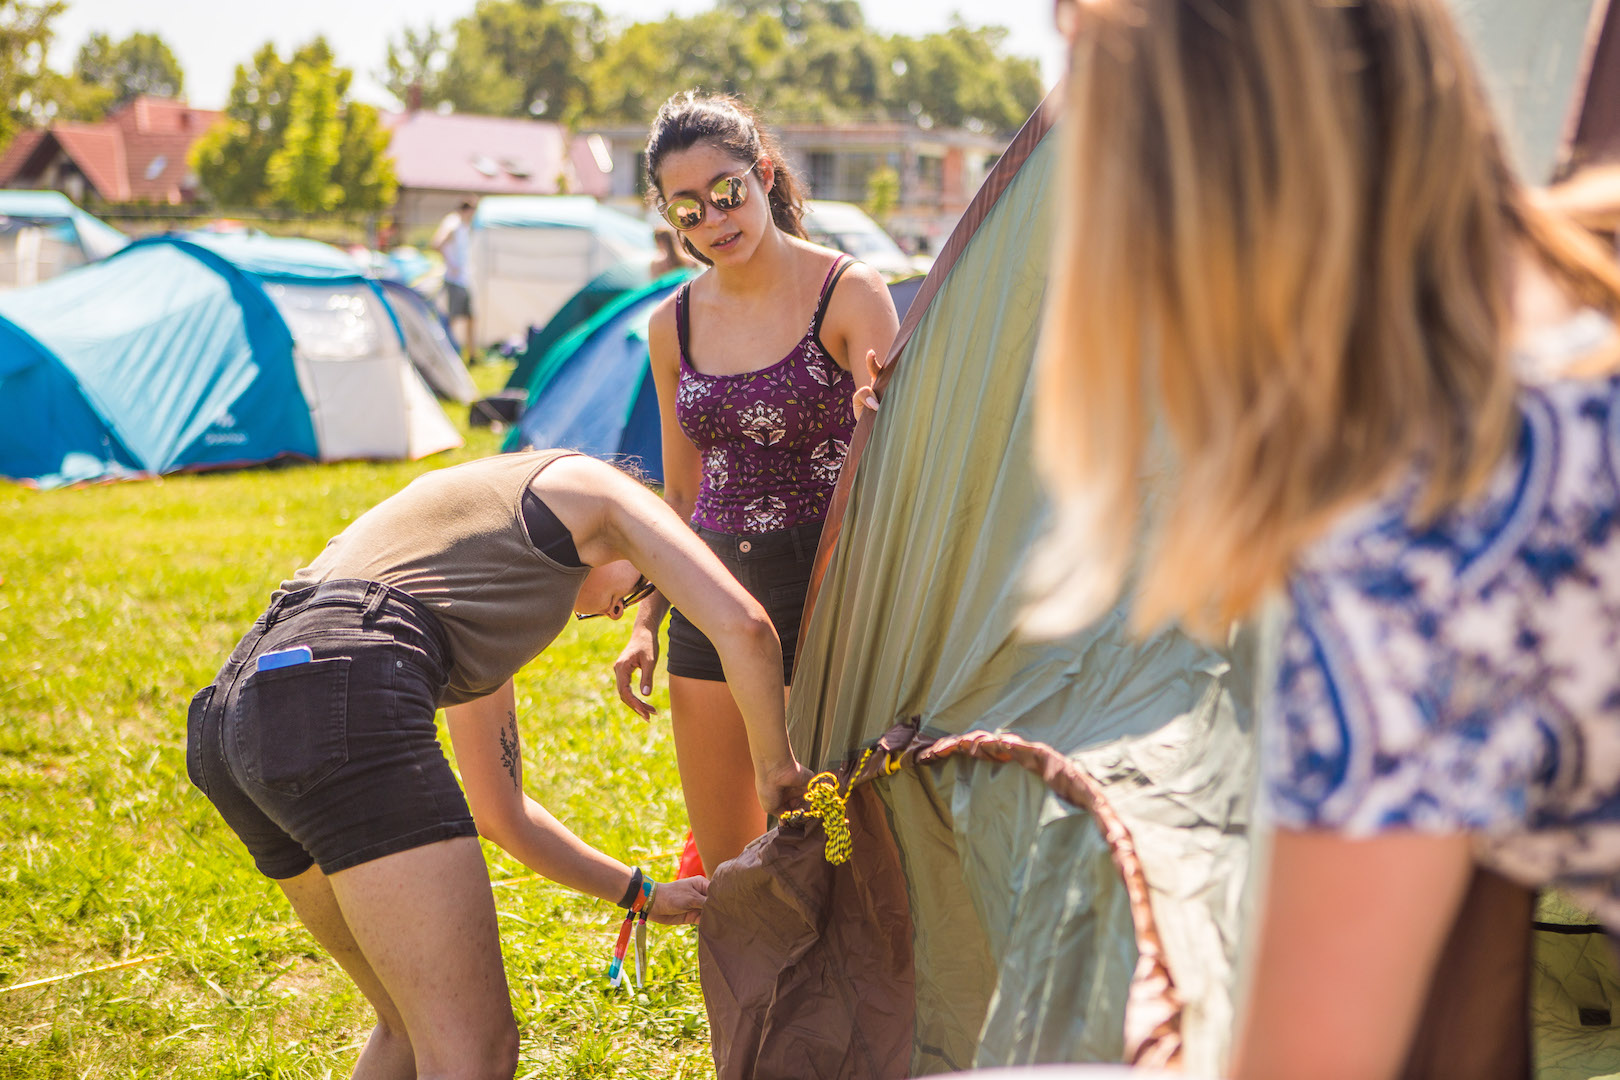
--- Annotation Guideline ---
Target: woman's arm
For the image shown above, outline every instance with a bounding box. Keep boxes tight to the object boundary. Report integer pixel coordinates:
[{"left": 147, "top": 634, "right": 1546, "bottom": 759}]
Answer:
[
  {"left": 554, "top": 463, "right": 807, "bottom": 814},
  {"left": 445, "top": 678, "right": 704, "bottom": 923},
  {"left": 1231, "top": 828, "right": 1473, "bottom": 1080},
  {"left": 822, "top": 261, "right": 899, "bottom": 376},
  {"left": 613, "top": 297, "right": 703, "bottom": 718}
]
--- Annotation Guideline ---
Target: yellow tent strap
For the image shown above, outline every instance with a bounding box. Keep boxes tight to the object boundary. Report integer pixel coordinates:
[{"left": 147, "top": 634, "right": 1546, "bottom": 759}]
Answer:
[{"left": 780, "top": 744, "right": 904, "bottom": 865}]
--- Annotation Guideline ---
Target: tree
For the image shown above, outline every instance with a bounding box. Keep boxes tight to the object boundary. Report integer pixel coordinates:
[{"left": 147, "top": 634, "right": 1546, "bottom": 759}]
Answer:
[
  {"left": 890, "top": 22, "right": 1042, "bottom": 134},
  {"left": 381, "top": 22, "right": 447, "bottom": 108},
  {"left": 864, "top": 165, "right": 898, "bottom": 225},
  {"left": 384, "top": 0, "right": 605, "bottom": 124},
  {"left": 384, "top": 0, "right": 1043, "bottom": 135},
  {"left": 0, "top": 0, "right": 65, "bottom": 151},
  {"left": 267, "top": 60, "right": 343, "bottom": 212},
  {"left": 191, "top": 38, "right": 396, "bottom": 213},
  {"left": 572, "top": 1, "right": 1040, "bottom": 133},
  {"left": 75, "top": 31, "right": 183, "bottom": 105}
]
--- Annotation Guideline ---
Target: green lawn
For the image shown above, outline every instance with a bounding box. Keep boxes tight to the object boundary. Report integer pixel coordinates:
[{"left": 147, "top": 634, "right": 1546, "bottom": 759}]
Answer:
[{"left": 0, "top": 364, "right": 713, "bottom": 1078}]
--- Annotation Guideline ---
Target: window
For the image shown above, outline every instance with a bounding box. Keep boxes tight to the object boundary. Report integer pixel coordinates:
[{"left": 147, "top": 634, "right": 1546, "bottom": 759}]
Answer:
[{"left": 808, "top": 152, "right": 836, "bottom": 199}]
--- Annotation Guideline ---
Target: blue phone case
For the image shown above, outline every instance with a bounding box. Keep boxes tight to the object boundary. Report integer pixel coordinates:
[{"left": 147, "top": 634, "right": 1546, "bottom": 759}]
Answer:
[{"left": 257, "top": 646, "right": 313, "bottom": 673}]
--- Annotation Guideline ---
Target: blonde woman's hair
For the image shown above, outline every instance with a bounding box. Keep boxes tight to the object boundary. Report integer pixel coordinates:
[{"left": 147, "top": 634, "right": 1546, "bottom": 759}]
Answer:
[{"left": 1028, "top": 0, "right": 1620, "bottom": 640}]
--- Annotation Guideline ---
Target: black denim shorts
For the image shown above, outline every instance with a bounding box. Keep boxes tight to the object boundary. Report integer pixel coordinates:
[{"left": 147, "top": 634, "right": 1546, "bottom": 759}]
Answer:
[
  {"left": 667, "top": 520, "right": 823, "bottom": 685},
  {"left": 185, "top": 579, "right": 476, "bottom": 880}
]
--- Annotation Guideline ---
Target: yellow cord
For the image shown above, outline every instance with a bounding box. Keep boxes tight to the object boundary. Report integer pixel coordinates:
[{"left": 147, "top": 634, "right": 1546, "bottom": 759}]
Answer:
[{"left": 781, "top": 746, "right": 885, "bottom": 865}]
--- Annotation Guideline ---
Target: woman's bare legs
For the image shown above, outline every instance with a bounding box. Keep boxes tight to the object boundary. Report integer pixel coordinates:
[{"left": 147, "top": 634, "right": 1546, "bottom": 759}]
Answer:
[
  {"left": 279, "top": 836, "right": 519, "bottom": 1080},
  {"left": 279, "top": 866, "right": 415, "bottom": 1080},
  {"left": 668, "top": 675, "right": 770, "bottom": 869}
]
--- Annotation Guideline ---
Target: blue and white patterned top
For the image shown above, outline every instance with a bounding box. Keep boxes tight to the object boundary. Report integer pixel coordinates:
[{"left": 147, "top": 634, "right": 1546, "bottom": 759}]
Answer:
[{"left": 1263, "top": 358, "right": 1620, "bottom": 920}]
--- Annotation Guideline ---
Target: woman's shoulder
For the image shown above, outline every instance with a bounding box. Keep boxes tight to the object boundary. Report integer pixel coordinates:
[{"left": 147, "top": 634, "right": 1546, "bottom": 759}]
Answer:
[{"left": 1298, "top": 368, "right": 1620, "bottom": 614}]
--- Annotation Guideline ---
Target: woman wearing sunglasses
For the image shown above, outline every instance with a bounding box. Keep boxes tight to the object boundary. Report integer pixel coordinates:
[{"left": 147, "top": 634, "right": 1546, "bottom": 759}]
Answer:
[
  {"left": 611, "top": 92, "right": 900, "bottom": 871},
  {"left": 185, "top": 449, "right": 811, "bottom": 1079},
  {"left": 1034, "top": 0, "right": 1620, "bottom": 1077}
]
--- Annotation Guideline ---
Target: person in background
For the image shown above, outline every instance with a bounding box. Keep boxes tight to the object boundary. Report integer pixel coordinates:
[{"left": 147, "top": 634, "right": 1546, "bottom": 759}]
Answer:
[
  {"left": 432, "top": 200, "right": 476, "bottom": 360},
  {"left": 1033, "top": 1, "right": 1620, "bottom": 1078},
  {"left": 652, "top": 224, "right": 696, "bottom": 277},
  {"left": 186, "top": 450, "right": 810, "bottom": 1080},
  {"left": 612, "top": 91, "right": 898, "bottom": 872}
]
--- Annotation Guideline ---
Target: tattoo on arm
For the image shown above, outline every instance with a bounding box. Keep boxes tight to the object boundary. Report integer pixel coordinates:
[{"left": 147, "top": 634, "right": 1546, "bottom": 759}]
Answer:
[{"left": 499, "top": 710, "right": 520, "bottom": 791}]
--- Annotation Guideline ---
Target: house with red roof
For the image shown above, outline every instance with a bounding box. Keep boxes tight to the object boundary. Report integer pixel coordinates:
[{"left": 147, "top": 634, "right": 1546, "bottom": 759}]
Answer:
[
  {"left": 385, "top": 109, "right": 613, "bottom": 233},
  {"left": 0, "top": 96, "right": 221, "bottom": 206}
]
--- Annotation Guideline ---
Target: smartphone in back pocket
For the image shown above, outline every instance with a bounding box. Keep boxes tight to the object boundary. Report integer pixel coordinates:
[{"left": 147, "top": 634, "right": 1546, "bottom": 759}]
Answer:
[{"left": 256, "top": 646, "right": 313, "bottom": 674}]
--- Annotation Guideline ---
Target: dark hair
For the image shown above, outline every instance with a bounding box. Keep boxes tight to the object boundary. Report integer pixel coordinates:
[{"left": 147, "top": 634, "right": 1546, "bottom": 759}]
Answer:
[
  {"left": 644, "top": 91, "right": 807, "bottom": 265},
  {"left": 458, "top": 200, "right": 475, "bottom": 212}
]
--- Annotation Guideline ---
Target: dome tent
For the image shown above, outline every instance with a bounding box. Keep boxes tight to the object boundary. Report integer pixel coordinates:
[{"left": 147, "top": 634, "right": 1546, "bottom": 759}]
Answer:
[
  {"left": 0, "top": 190, "right": 128, "bottom": 290},
  {"left": 502, "top": 269, "right": 696, "bottom": 480},
  {"left": 180, "top": 231, "right": 478, "bottom": 404},
  {"left": 470, "top": 195, "right": 657, "bottom": 348},
  {"left": 0, "top": 236, "right": 460, "bottom": 488}
]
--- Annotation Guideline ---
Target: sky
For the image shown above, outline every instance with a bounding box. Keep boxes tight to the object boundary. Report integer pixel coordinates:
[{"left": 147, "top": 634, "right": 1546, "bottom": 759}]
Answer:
[{"left": 47, "top": 0, "right": 1068, "bottom": 113}]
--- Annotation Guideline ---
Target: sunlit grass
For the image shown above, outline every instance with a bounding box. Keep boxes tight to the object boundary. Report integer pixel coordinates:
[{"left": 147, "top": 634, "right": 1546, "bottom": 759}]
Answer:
[{"left": 0, "top": 362, "right": 712, "bottom": 1078}]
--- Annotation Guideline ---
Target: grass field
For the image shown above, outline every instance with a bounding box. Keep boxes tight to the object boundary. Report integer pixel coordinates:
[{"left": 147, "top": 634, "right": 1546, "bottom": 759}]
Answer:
[{"left": 0, "top": 364, "right": 714, "bottom": 1078}]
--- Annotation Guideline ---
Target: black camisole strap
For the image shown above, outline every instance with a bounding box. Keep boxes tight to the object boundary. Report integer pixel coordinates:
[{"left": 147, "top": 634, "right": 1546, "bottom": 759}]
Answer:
[
  {"left": 520, "top": 488, "right": 583, "bottom": 568},
  {"left": 675, "top": 282, "right": 693, "bottom": 365},
  {"left": 811, "top": 256, "right": 855, "bottom": 358}
]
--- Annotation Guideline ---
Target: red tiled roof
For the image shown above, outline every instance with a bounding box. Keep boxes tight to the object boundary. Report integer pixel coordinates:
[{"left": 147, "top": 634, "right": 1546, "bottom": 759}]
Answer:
[
  {"left": 108, "top": 96, "right": 220, "bottom": 137},
  {"left": 48, "top": 125, "right": 129, "bottom": 202},
  {"left": 0, "top": 98, "right": 221, "bottom": 203},
  {"left": 0, "top": 130, "right": 48, "bottom": 185},
  {"left": 124, "top": 131, "right": 204, "bottom": 203}
]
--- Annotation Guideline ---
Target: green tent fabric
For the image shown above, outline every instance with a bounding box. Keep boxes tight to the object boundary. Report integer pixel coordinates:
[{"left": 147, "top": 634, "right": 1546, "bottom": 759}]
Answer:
[
  {"left": 503, "top": 260, "right": 655, "bottom": 391},
  {"left": 1533, "top": 891, "right": 1620, "bottom": 1080},
  {"left": 775, "top": 104, "right": 1257, "bottom": 1076}
]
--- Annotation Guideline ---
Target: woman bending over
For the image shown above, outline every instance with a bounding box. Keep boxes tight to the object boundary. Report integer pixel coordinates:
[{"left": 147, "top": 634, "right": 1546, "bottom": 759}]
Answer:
[{"left": 187, "top": 450, "right": 810, "bottom": 1079}]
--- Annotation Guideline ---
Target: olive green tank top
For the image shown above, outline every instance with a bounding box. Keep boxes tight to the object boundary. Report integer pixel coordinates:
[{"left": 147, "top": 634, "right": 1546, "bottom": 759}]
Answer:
[{"left": 281, "top": 450, "right": 589, "bottom": 705}]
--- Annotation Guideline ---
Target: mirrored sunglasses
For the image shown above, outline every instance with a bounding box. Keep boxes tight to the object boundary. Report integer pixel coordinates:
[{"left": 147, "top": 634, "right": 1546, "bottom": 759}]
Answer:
[
  {"left": 657, "top": 162, "right": 760, "bottom": 232},
  {"left": 575, "top": 575, "right": 657, "bottom": 620}
]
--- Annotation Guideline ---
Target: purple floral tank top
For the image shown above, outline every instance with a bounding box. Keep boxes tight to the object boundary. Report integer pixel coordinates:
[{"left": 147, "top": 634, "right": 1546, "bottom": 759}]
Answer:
[{"left": 675, "top": 257, "right": 858, "bottom": 534}]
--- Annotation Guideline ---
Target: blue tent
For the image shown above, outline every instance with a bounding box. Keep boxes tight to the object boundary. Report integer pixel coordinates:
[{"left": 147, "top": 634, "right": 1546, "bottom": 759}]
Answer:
[
  {"left": 179, "top": 232, "right": 477, "bottom": 402},
  {"left": 0, "top": 190, "right": 128, "bottom": 289},
  {"left": 0, "top": 238, "right": 312, "bottom": 487},
  {"left": 503, "top": 271, "right": 694, "bottom": 481},
  {"left": 0, "top": 236, "right": 461, "bottom": 488},
  {"left": 503, "top": 260, "right": 655, "bottom": 391}
]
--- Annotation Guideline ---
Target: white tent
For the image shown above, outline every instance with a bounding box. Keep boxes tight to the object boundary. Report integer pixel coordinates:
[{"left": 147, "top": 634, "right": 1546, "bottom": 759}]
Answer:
[
  {"left": 177, "top": 233, "right": 463, "bottom": 463},
  {"left": 469, "top": 196, "right": 657, "bottom": 348},
  {"left": 0, "top": 190, "right": 128, "bottom": 290}
]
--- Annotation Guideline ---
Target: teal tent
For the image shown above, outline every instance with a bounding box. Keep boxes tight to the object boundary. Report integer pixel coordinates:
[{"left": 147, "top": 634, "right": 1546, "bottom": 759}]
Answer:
[
  {"left": 0, "top": 236, "right": 461, "bottom": 488},
  {"left": 503, "top": 260, "right": 656, "bottom": 391},
  {"left": 0, "top": 190, "right": 127, "bottom": 289},
  {"left": 503, "top": 269, "right": 696, "bottom": 480}
]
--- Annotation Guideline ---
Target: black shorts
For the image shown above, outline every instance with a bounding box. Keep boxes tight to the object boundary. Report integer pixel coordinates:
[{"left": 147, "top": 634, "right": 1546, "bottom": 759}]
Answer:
[
  {"left": 667, "top": 520, "right": 823, "bottom": 685},
  {"left": 445, "top": 281, "right": 471, "bottom": 319},
  {"left": 185, "top": 579, "right": 476, "bottom": 880}
]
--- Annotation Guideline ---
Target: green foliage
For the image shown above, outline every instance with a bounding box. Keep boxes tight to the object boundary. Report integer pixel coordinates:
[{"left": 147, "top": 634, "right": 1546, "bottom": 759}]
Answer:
[
  {"left": 0, "top": 0, "right": 65, "bottom": 150},
  {"left": 0, "top": 363, "right": 713, "bottom": 1077},
  {"left": 0, "top": 23, "right": 186, "bottom": 143},
  {"left": 385, "top": 0, "right": 1043, "bottom": 135},
  {"left": 192, "top": 39, "right": 396, "bottom": 214},
  {"left": 267, "top": 62, "right": 343, "bottom": 213},
  {"left": 75, "top": 30, "right": 184, "bottom": 105},
  {"left": 890, "top": 21, "right": 1044, "bottom": 134},
  {"left": 386, "top": 0, "right": 606, "bottom": 125},
  {"left": 863, "top": 165, "right": 898, "bottom": 224}
]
